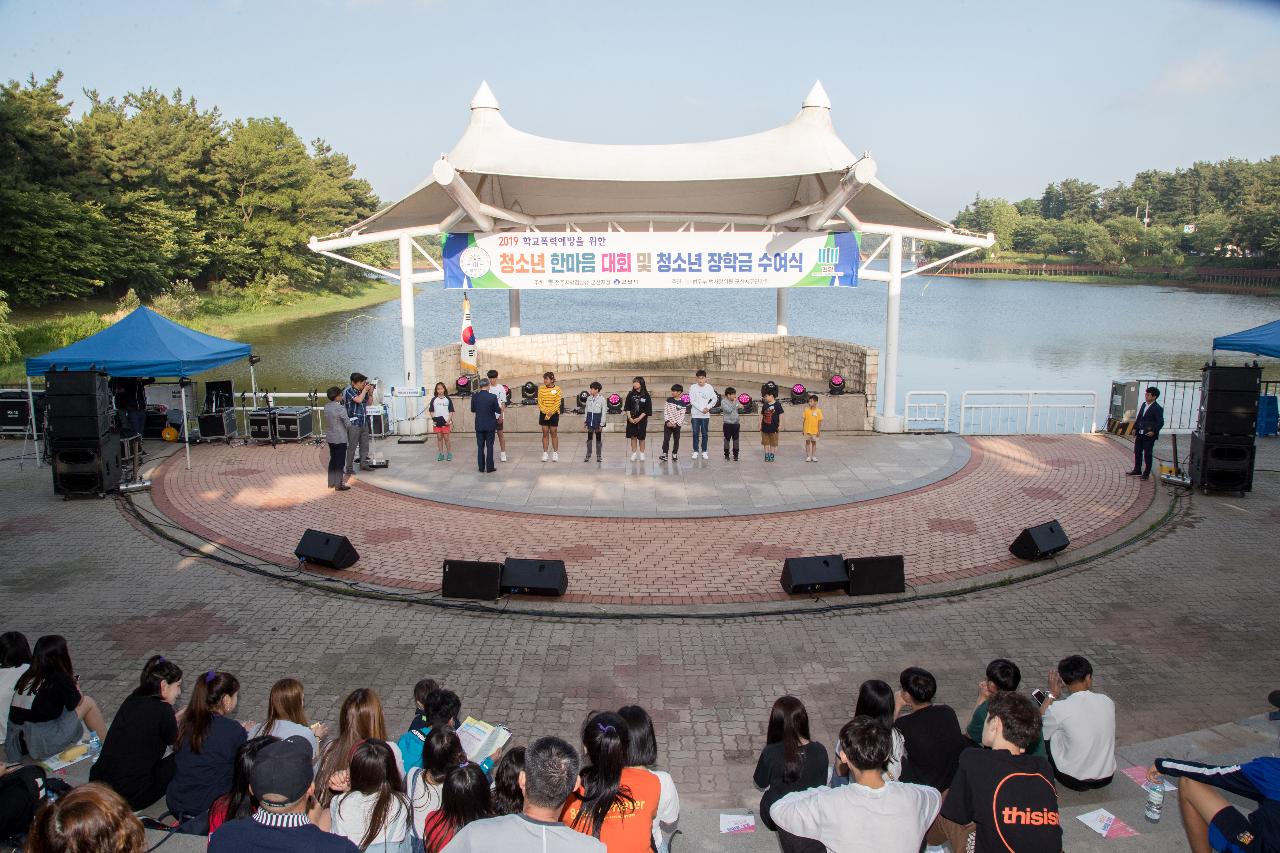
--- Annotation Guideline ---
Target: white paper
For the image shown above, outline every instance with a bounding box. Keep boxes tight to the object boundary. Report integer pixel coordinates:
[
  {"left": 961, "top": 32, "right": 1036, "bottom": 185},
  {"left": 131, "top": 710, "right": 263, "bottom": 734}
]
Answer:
[
  {"left": 719, "top": 814, "right": 755, "bottom": 834},
  {"left": 1077, "top": 808, "right": 1116, "bottom": 836}
]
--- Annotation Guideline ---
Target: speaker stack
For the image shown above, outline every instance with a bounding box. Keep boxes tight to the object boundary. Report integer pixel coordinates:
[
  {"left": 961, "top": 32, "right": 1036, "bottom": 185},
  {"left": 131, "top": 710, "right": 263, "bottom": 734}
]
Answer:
[
  {"left": 45, "top": 370, "right": 121, "bottom": 497},
  {"left": 1190, "top": 363, "right": 1259, "bottom": 494}
]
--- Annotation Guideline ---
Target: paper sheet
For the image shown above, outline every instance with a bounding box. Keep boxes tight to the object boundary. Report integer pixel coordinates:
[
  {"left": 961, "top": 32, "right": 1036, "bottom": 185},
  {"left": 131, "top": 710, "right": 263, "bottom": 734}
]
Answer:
[
  {"left": 1077, "top": 808, "right": 1139, "bottom": 838},
  {"left": 719, "top": 814, "right": 756, "bottom": 834},
  {"left": 1120, "top": 765, "right": 1177, "bottom": 792}
]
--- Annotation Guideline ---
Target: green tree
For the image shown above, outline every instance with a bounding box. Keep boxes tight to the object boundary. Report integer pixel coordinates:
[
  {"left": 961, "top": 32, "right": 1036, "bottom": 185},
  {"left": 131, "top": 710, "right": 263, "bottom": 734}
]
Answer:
[
  {"left": 953, "top": 195, "right": 1021, "bottom": 257},
  {"left": 0, "top": 291, "right": 20, "bottom": 362},
  {"left": 1040, "top": 183, "right": 1066, "bottom": 220}
]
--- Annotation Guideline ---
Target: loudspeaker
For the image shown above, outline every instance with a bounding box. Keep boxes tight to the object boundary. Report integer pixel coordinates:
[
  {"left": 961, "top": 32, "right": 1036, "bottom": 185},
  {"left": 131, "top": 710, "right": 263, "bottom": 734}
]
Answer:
[
  {"left": 52, "top": 433, "right": 121, "bottom": 496},
  {"left": 501, "top": 558, "right": 568, "bottom": 597},
  {"left": 1201, "top": 363, "right": 1262, "bottom": 393},
  {"left": 294, "top": 529, "right": 359, "bottom": 569},
  {"left": 1009, "top": 520, "right": 1070, "bottom": 561},
  {"left": 780, "top": 554, "right": 847, "bottom": 595},
  {"left": 1189, "top": 432, "right": 1255, "bottom": 493},
  {"left": 45, "top": 370, "right": 110, "bottom": 398},
  {"left": 846, "top": 555, "right": 906, "bottom": 596},
  {"left": 441, "top": 560, "right": 502, "bottom": 600}
]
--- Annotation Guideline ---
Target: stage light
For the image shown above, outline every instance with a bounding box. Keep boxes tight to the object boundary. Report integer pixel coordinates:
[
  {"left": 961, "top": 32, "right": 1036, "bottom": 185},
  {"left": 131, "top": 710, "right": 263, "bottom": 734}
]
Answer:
[
  {"left": 455, "top": 375, "right": 472, "bottom": 396},
  {"left": 606, "top": 393, "right": 623, "bottom": 414},
  {"left": 761, "top": 381, "right": 779, "bottom": 400},
  {"left": 679, "top": 393, "right": 691, "bottom": 409},
  {"left": 828, "top": 374, "right": 845, "bottom": 395},
  {"left": 576, "top": 390, "right": 590, "bottom": 412},
  {"left": 737, "top": 392, "right": 755, "bottom": 414},
  {"left": 521, "top": 381, "right": 538, "bottom": 405},
  {"left": 790, "top": 383, "right": 807, "bottom": 405}
]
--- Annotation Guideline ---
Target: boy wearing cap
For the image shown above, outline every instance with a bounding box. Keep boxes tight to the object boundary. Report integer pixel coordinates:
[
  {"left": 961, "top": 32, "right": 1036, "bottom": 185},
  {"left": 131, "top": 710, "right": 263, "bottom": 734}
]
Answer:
[{"left": 209, "top": 735, "right": 357, "bottom": 852}]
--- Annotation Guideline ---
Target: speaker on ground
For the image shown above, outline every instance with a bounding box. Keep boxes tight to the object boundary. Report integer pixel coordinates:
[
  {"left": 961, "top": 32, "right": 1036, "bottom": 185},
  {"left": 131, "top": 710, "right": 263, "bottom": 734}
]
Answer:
[
  {"left": 780, "top": 554, "right": 847, "bottom": 595},
  {"left": 1008, "top": 520, "right": 1070, "bottom": 561},
  {"left": 441, "top": 560, "right": 503, "bottom": 600},
  {"left": 501, "top": 558, "right": 568, "bottom": 596},
  {"left": 1189, "top": 433, "right": 1255, "bottom": 493},
  {"left": 294, "top": 529, "right": 359, "bottom": 569},
  {"left": 846, "top": 555, "right": 906, "bottom": 596},
  {"left": 52, "top": 433, "right": 121, "bottom": 496}
]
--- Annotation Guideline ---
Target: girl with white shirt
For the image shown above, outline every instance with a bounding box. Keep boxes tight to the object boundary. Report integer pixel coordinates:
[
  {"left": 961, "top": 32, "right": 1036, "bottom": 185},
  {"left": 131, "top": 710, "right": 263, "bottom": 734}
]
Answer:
[
  {"left": 0, "top": 632, "right": 31, "bottom": 749},
  {"left": 331, "top": 739, "right": 414, "bottom": 853},
  {"left": 831, "top": 680, "right": 907, "bottom": 787},
  {"left": 617, "top": 705, "right": 680, "bottom": 853},
  {"left": 430, "top": 383, "right": 455, "bottom": 462},
  {"left": 405, "top": 726, "right": 465, "bottom": 841}
]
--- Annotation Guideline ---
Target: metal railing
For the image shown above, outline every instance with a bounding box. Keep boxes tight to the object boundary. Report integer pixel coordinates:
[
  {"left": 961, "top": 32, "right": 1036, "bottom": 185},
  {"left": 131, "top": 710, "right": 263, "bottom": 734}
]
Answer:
[
  {"left": 904, "top": 391, "right": 950, "bottom": 432},
  {"left": 1134, "top": 379, "right": 1280, "bottom": 433},
  {"left": 960, "top": 390, "right": 1098, "bottom": 435}
]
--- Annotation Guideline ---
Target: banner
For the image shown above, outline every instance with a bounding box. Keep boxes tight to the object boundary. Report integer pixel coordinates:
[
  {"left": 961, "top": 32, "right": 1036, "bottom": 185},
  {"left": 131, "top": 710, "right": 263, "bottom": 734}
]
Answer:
[
  {"left": 443, "top": 231, "right": 858, "bottom": 289},
  {"left": 460, "top": 295, "right": 477, "bottom": 372}
]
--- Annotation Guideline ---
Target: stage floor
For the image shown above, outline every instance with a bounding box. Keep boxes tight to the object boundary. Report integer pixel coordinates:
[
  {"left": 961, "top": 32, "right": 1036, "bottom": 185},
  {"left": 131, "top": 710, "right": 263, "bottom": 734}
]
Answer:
[{"left": 366, "top": 433, "right": 970, "bottom": 517}]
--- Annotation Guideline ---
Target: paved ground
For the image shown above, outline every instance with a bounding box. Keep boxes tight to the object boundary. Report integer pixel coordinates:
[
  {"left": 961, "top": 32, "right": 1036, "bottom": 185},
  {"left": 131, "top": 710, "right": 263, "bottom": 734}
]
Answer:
[
  {"left": 150, "top": 433, "right": 1151, "bottom": 603},
  {"left": 1, "top": 434, "right": 1276, "bottom": 851}
]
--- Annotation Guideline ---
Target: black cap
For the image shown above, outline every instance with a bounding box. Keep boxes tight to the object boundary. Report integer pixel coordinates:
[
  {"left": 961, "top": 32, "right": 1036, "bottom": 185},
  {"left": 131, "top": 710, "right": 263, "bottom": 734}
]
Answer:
[{"left": 250, "top": 736, "right": 313, "bottom": 806}]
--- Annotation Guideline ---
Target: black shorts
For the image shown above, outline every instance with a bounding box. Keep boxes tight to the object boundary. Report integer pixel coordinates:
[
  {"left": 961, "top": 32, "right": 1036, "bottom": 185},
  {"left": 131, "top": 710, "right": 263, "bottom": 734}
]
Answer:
[
  {"left": 625, "top": 420, "right": 647, "bottom": 440},
  {"left": 538, "top": 412, "right": 560, "bottom": 427},
  {"left": 1210, "top": 806, "right": 1257, "bottom": 853}
]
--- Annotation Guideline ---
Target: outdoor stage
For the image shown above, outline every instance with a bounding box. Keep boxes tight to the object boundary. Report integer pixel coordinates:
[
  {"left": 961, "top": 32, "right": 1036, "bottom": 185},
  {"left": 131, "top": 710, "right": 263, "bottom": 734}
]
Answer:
[{"left": 148, "top": 432, "right": 1155, "bottom": 606}]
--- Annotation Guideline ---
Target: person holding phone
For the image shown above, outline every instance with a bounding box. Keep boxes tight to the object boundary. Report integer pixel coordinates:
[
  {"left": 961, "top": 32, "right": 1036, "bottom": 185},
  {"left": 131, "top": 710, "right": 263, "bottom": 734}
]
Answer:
[{"left": 342, "top": 373, "right": 375, "bottom": 475}]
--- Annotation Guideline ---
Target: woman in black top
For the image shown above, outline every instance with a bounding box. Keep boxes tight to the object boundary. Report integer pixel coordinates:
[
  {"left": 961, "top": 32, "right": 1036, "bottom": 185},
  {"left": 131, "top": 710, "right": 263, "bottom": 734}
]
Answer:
[
  {"left": 623, "top": 376, "right": 652, "bottom": 460},
  {"left": 5, "top": 635, "right": 107, "bottom": 762},
  {"left": 90, "top": 655, "right": 183, "bottom": 810},
  {"left": 753, "top": 696, "right": 827, "bottom": 853}
]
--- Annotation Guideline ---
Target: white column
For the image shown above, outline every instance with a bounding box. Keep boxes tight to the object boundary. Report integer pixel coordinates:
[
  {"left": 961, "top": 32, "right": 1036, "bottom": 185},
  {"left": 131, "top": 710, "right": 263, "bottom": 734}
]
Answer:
[
  {"left": 875, "top": 232, "right": 905, "bottom": 433},
  {"left": 509, "top": 289, "right": 521, "bottom": 336},
  {"left": 399, "top": 235, "right": 416, "bottom": 386},
  {"left": 775, "top": 288, "right": 788, "bottom": 335}
]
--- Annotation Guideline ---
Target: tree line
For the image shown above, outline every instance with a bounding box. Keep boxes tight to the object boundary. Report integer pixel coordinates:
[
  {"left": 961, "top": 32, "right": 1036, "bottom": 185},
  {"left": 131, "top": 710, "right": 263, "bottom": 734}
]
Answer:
[
  {"left": 0, "top": 72, "right": 386, "bottom": 308},
  {"left": 947, "top": 158, "right": 1280, "bottom": 266}
]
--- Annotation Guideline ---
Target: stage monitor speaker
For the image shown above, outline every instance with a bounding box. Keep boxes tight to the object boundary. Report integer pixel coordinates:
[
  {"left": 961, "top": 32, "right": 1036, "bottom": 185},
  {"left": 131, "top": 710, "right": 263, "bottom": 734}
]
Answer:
[
  {"left": 780, "top": 554, "right": 847, "bottom": 595},
  {"left": 501, "top": 558, "right": 568, "bottom": 597},
  {"left": 441, "top": 560, "right": 502, "bottom": 600},
  {"left": 846, "top": 555, "right": 906, "bottom": 596},
  {"left": 294, "top": 529, "right": 359, "bottom": 569},
  {"left": 1009, "top": 520, "right": 1069, "bottom": 561}
]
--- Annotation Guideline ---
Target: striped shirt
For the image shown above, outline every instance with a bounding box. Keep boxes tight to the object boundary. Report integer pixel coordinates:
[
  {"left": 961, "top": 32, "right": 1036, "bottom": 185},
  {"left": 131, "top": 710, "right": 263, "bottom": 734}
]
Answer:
[
  {"left": 663, "top": 398, "right": 686, "bottom": 427},
  {"left": 537, "top": 384, "right": 563, "bottom": 416},
  {"left": 342, "top": 385, "right": 367, "bottom": 427}
]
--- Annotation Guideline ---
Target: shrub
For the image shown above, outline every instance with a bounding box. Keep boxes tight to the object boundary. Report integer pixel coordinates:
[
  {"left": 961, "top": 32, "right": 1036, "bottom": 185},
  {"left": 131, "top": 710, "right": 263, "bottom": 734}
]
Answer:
[
  {"left": 0, "top": 292, "right": 19, "bottom": 363},
  {"left": 116, "top": 288, "right": 141, "bottom": 314},
  {"left": 151, "top": 279, "right": 200, "bottom": 322}
]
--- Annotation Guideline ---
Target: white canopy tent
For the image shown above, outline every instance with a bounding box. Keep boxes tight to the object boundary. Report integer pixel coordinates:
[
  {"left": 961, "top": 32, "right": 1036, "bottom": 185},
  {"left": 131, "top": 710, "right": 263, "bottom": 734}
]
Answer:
[{"left": 310, "top": 81, "right": 993, "bottom": 432}]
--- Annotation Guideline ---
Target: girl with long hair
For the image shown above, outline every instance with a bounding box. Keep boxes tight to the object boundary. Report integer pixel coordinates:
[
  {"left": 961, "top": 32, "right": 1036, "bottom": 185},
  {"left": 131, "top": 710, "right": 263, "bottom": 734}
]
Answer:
[
  {"left": 420, "top": 761, "right": 493, "bottom": 853},
  {"left": 406, "top": 726, "right": 465, "bottom": 840},
  {"left": 332, "top": 739, "right": 414, "bottom": 852},
  {"left": 206, "top": 734, "right": 278, "bottom": 835},
  {"left": 165, "top": 670, "right": 247, "bottom": 829},
  {"left": 617, "top": 705, "right": 680, "bottom": 853},
  {"left": 89, "top": 655, "right": 184, "bottom": 810},
  {"left": 753, "top": 696, "right": 827, "bottom": 853},
  {"left": 26, "top": 783, "right": 145, "bottom": 853},
  {"left": 430, "top": 382, "right": 455, "bottom": 461},
  {"left": 490, "top": 746, "right": 526, "bottom": 816},
  {"left": 251, "top": 677, "right": 326, "bottom": 759},
  {"left": 0, "top": 631, "right": 31, "bottom": 749},
  {"left": 316, "top": 688, "right": 404, "bottom": 807},
  {"left": 561, "top": 711, "right": 660, "bottom": 853},
  {"left": 623, "top": 377, "right": 651, "bottom": 461},
  {"left": 831, "top": 679, "right": 907, "bottom": 786},
  {"left": 6, "top": 634, "right": 107, "bottom": 762}
]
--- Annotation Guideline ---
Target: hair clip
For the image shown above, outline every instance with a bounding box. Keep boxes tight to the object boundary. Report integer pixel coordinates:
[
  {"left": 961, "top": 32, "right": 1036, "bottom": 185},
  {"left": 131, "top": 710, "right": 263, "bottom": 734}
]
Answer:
[
  {"left": 204, "top": 670, "right": 216, "bottom": 684},
  {"left": 596, "top": 723, "right": 616, "bottom": 734},
  {"left": 458, "top": 761, "right": 470, "bottom": 769},
  {"left": 156, "top": 656, "right": 165, "bottom": 663}
]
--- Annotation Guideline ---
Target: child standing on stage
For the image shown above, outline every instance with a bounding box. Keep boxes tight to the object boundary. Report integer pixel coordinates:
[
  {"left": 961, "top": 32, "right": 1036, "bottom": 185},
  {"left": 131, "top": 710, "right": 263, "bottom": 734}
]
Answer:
[
  {"left": 660, "top": 384, "right": 686, "bottom": 462},
  {"left": 721, "top": 386, "right": 741, "bottom": 461},
  {"left": 324, "top": 387, "right": 350, "bottom": 491},
  {"left": 430, "top": 382, "right": 455, "bottom": 462},
  {"left": 537, "top": 371, "right": 563, "bottom": 462},
  {"left": 760, "top": 390, "right": 784, "bottom": 462},
  {"left": 625, "top": 376, "right": 652, "bottom": 462},
  {"left": 583, "top": 382, "right": 606, "bottom": 462},
  {"left": 802, "top": 395, "right": 823, "bottom": 462}
]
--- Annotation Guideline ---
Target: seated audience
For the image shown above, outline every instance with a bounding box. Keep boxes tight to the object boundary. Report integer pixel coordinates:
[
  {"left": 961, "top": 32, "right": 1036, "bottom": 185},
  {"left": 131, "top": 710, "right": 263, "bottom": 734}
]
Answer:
[
  {"left": 1148, "top": 754, "right": 1279, "bottom": 853},
  {"left": 398, "top": 685, "right": 460, "bottom": 772},
  {"left": 753, "top": 696, "right": 828, "bottom": 853},
  {"left": 316, "top": 688, "right": 405, "bottom": 807},
  {"left": 771, "top": 716, "right": 941, "bottom": 853},
  {"left": 6, "top": 634, "right": 107, "bottom": 762},
  {"left": 617, "top": 705, "right": 680, "bottom": 853},
  {"left": 250, "top": 677, "right": 325, "bottom": 760},
  {"left": 562, "top": 711, "right": 660, "bottom": 853},
  {"left": 421, "top": 761, "right": 493, "bottom": 853},
  {"left": 892, "top": 667, "right": 967, "bottom": 792},
  {"left": 443, "top": 735, "right": 605, "bottom": 852},
  {"left": 1040, "top": 654, "right": 1116, "bottom": 790},
  {"left": 408, "top": 725, "right": 466, "bottom": 839},
  {"left": 166, "top": 670, "right": 248, "bottom": 832},
  {"left": 332, "top": 739, "right": 415, "bottom": 853},
  {"left": 209, "top": 735, "right": 357, "bottom": 852},
  {"left": 26, "top": 782, "right": 146, "bottom": 853},
  {"left": 832, "top": 679, "right": 907, "bottom": 786},
  {"left": 89, "top": 655, "right": 183, "bottom": 810},
  {"left": 0, "top": 631, "right": 31, "bottom": 749},
  {"left": 207, "top": 735, "right": 278, "bottom": 836},
  {"left": 492, "top": 746, "right": 527, "bottom": 816},
  {"left": 937, "top": 692, "right": 1061, "bottom": 853},
  {"left": 966, "top": 658, "right": 1046, "bottom": 756}
]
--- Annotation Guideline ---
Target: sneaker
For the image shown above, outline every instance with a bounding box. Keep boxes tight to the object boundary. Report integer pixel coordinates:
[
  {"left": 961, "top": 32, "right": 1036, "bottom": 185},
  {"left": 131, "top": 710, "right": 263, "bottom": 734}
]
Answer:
[
  {"left": 733, "top": 454, "right": 739, "bottom": 461},
  {"left": 500, "top": 452, "right": 508, "bottom": 462},
  {"left": 446, "top": 452, "right": 452, "bottom": 461},
  {"left": 542, "top": 451, "right": 549, "bottom": 462},
  {"left": 584, "top": 453, "right": 592, "bottom": 462},
  {"left": 630, "top": 451, "right": 638, "bottom": 461},
  {"left": 437, "top": 452, "right": 444, "bottom": 461},
  {"left": 335, "top": 485, "right": 351, "bottom": 491},
  {"left": 659, "top": 454, "right": 669, "bottom": 461},
  {"left": 702, "top": 451, "right": 709, "bottom": 459},
  {"left": 639, "top": 452, "right": 645, "bottom": 461},
  {"left": 724, "top": 451, "right": 731, "bottom": 460},
  {"left": 673, "top": 454, "right": 679, "bottom": 461},
  {"left": 552, "top": 451, "right": 559, "bottom": 462}
]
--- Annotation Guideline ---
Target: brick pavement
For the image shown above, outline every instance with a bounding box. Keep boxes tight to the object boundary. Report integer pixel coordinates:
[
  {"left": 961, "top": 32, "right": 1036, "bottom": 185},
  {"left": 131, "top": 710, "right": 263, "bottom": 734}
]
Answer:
[
  {"left": 150, "top": 434, "right": 1152, "bottom": 603},
  {"left": 0, "top": 438, "right": 1276, "bottom": 814}
]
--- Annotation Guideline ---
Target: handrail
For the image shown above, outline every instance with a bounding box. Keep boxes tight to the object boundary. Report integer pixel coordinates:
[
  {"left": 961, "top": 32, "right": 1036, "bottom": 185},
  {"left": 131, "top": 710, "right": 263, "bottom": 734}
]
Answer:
[
  {"left": 960, "top": 390, "right": 1098, "bottom": 435},
  {"left": 904, "top": 390, "right": 950, "bottom": 432}
]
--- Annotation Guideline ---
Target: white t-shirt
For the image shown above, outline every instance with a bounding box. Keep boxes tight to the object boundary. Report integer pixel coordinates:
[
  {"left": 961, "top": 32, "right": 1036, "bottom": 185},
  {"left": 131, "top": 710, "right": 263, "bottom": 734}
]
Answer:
[
  {"left": 249, "top": 719, "right": 318, "bottom": 759},
  {"left": 406, "top": 767, "right": 444, "bottom": 839},
  {"left": 649, "top": 768, "right": 680, "bottom": 851},
  {"left": 331, "top": 790, "right": 413, "bottom": 847},
  {"left": 769, "top": 780, "right": 941, "bottom": 853},
  {"left": 0, "top": 664, "right": 29, "bottom": 744},
  {"left": 1042, "top": 689, "right": 1116, "bottom": 780},
  {"left": 687, "top": 383, "right": 717, "bottom": 418},
  {"left": 443, "top": 813, "right": 605, "bottom": 853},
  {"left": 431, "top": 397, "right": 454, "bottom": 420}
]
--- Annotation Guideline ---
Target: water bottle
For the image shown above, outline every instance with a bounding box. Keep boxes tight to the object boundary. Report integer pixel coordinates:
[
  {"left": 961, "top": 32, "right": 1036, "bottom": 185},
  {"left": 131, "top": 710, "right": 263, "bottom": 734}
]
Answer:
[
  {"left": 88, "top": 732, "right": 101, "bottom": 762},
  {"left": 1144, "top": 781, "right": 1164, "bottom": 823}
]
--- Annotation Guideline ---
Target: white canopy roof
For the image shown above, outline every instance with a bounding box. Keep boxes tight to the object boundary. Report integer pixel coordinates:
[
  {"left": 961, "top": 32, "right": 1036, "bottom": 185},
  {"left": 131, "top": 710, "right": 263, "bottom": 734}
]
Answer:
[{"left": 320, "top": 81, "right": 969, "bottom": 242}]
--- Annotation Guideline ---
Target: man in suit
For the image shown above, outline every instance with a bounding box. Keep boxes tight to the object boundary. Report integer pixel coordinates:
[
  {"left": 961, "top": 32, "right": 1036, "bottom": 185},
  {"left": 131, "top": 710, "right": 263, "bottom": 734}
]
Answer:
[
  {"left": 471, "top": 377, "right": 501, "bottom": 473},
  {"left": 1128, "top": 386, "right": 1164, "bottom": 480}
]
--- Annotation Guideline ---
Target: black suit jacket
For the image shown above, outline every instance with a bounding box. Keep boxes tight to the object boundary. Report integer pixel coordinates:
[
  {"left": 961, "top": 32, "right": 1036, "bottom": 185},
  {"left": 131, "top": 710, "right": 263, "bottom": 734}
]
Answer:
[
  {"left": 470, "top": 390, "right": 501, "bottom": 431},
  {"left": 1133, "top": 401, "right": 1164, "bottom": 438}
]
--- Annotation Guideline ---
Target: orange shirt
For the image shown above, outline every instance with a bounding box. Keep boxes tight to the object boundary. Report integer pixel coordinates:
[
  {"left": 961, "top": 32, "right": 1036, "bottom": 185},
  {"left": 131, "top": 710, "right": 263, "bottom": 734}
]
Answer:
[{"left": 561, "top": 766, "right": 661, "bottom": 853}]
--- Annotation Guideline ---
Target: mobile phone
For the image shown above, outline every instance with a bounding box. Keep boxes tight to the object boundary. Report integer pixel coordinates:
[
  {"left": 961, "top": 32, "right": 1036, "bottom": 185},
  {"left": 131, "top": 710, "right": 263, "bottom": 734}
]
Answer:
[{"left": 1031, "top": 688, "right": 1051, "bottom": 706}]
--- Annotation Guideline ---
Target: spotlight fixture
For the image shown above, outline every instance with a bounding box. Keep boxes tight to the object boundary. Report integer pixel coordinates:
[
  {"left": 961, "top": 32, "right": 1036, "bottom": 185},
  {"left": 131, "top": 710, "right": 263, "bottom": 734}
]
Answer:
[
  {"left": 455, "top": 375, "right": 472, "bottom": 396},
  {"left": 737, "top": 392, "right": 756, "bottom": 414},
  {"left": 790, "top": 383, "right": 808, "bottom": 405},
  {"left": 828, "top": 374, "right": 846, "bottom": 395},
  {"left": 761, "top": 380, "right": 779, "bottom": 400},
  {"left": 576, "top": 390, "right": 590, "bottom": 413},
  {"left": 521, "top": 381, "right": 538, "bottom": 405},
  {"left": 679, "top": 392, "right": 691, "bottom": 409},
  {"left": 606, "top": 393, "right": 623, "bottom": 414}
]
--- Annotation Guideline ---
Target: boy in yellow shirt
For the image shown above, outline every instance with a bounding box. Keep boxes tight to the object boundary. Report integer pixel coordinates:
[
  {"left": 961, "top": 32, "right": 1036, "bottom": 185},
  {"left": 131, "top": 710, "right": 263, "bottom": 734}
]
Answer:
[
  {"left": 536, "top": 370, "right": 563, "bottom": 462},
  {"left": 802, "top": 394, "right": 823, "bottom": 462}
]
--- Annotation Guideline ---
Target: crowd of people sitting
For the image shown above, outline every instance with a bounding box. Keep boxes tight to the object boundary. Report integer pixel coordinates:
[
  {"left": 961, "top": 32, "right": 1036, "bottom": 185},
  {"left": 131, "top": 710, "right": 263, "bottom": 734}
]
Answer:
[{"left": 2, "top": 629, "right": 1276, "bottom": 853}]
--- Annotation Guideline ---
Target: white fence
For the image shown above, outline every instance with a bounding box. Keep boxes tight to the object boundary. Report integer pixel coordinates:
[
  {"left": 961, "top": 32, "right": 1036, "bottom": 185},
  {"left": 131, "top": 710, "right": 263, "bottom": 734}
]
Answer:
[
  {"left": 959, "top": 390, "right": 1098, "bottom": 435},
  {"left": 904, "top": 391, "right": 950, "bottom": 432}
]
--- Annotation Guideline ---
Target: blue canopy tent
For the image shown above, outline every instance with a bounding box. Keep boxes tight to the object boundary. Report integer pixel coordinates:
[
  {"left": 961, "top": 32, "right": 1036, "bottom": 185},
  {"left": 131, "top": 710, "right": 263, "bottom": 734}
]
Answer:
[
  {"left": 1212, "top": 319, "right": 1280, "bottom": 360},
  {"left": 25, "top": 307, "right": 256, "bottom": 470}
]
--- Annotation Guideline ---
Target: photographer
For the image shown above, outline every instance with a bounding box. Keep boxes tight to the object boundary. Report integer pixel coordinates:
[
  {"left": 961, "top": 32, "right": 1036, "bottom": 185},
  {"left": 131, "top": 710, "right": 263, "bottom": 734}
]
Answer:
[{"left": 341, "top": 373, "right": 375, "bottom": 475}]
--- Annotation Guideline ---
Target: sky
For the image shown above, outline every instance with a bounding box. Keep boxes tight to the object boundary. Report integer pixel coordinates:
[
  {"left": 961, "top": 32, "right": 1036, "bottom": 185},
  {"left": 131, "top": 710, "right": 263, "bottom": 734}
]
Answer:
[{"left": 3, "top": 0, "right": 1279, "bottom": 220}]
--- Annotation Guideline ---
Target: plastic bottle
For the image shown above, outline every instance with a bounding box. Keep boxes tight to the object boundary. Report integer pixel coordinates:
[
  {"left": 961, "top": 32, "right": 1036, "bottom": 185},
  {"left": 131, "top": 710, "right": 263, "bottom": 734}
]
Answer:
[
  {"left": 1144, "top": 781, "right": 1164, "bottom": 823},
  {"left": 88, "top": 732, "right": 101, "bottom": 761}
]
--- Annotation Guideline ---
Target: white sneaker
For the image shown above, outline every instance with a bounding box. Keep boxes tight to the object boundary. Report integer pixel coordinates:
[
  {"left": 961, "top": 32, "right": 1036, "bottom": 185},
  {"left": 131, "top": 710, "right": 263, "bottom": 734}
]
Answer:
[
  {"left": 702, "top": 451, "right": 709, "bottom": 459},
  {"left": 541, "top": 451, "right": 548, "bottom": 462},
  {"left": 630, "top": 451, "right": 637, "bottom": 461},
  {"left": 639, "top": 452, "right": 645, "bottom": 461},
  {"left": 500, "top": 452, "right": 507, "bottom": 462},
  {"left": 552, "top": 451, "right": 559, "bottom": 462}
]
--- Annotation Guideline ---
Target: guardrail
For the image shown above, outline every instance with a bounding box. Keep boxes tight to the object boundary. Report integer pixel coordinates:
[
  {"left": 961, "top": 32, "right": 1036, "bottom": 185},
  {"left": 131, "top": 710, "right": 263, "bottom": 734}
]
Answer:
[
  {"left": 904, "top": 391, "right": 950, "bottom": 432},
  {"left": 959, "top": 390, "right": 1098, "bottom": 435},
  {"left": 1135, "top": 379, "right": 1280, "bottom": 433}
]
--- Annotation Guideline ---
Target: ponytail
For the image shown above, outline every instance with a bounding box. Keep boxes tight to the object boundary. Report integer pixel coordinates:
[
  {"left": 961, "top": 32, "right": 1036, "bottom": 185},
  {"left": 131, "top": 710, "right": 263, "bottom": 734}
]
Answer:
[
  {"left": 135, "top": 655, "right": 183, "bottom": 698},
  {"left": 571, "top": 712, "right": 635, "bottom": 838},
  {"left": 178, "top": 670, "right": 239, "bottom": 754}
]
